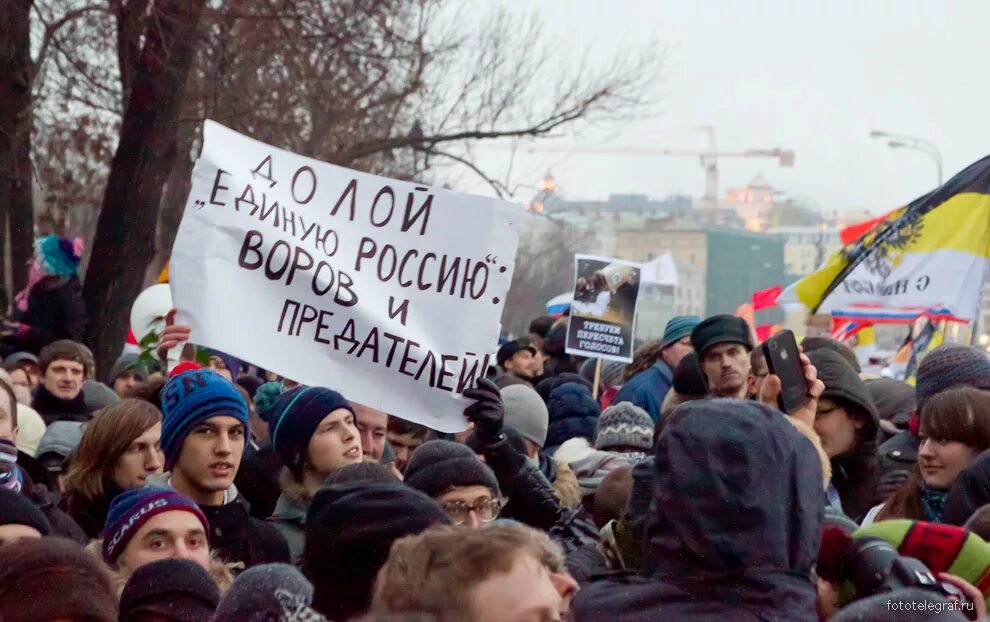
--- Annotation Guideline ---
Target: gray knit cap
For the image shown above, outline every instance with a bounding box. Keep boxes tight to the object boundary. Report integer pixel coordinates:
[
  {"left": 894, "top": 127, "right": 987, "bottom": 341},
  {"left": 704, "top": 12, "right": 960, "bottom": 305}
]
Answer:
[
  {"left": 595, "top": 403, "right": 653, "bottom": 451},
  {"left": 501, "top": 384, "right": 549, "bottom": 448}
]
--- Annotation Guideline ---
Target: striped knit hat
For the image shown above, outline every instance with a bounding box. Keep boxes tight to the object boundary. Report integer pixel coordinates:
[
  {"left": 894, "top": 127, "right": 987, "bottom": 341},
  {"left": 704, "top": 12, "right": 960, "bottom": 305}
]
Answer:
[
  {"left": 662, "top": 315, "right": 701, "bottom": 349},
  {"left": 916, "top": 345, "right": 990, "bottom": 413},
  {"left": 595, "top": 402, "right": 654, "bottom": 451},
  {"left": 102, "top": 487, "right": 208, "bottom": 565},
  {"left": 160, "top": 369, "right": 249, "bottom": 470}
]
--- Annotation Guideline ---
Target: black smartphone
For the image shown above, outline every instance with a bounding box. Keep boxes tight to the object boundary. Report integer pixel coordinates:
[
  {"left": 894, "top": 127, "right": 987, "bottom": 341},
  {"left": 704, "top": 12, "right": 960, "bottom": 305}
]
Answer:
[{"left": 761, "top": 329, "right": 810, "bottom": 414}]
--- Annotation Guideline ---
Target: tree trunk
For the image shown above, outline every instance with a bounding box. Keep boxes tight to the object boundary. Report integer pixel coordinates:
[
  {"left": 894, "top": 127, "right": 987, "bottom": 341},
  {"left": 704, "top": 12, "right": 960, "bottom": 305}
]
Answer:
[
  {"left": 84, "top": 0, "right": 206, "bottom": 377},
  {"left": 0, "top": 0, "right": 35, "bottom": 299}
]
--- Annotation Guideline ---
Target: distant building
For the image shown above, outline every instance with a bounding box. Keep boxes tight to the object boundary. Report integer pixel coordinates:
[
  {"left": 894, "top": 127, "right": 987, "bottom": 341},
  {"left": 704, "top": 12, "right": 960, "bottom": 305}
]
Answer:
[
  {"left": 615, "top": 217, "right": 785, "bottom": 336},
  {"left": 767, "top": 226, "right": 842, "bottom": 279}
]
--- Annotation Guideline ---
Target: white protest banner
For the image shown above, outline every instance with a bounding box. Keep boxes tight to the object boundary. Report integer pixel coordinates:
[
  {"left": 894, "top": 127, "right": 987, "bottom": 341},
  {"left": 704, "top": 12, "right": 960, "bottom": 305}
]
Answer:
[
  {"left": 565, "top": 255, "right": 642, "bottom": 363},
  {"left": 170, "top": 121, "right": 522, "bottom": 432}
]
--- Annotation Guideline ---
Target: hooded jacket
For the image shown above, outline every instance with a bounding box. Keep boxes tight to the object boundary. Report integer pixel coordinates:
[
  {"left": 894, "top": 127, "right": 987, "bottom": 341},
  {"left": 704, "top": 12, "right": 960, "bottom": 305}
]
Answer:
[
  {"left": 147, "top": 473, "right": 289, "bottom": 571},
  {"left": 12, "top": 275, "right": 87, "bottom": 355},
  {"left": 943, "top": 449, "right": 990, "bottom": 525},
  {"left": 808, "top": 349, "right": 881, "bottom": 521},
  {"left": 572, "top": 400, "right": 823, "bottom": 622},
  {"left": 268, "top": 472, "right": 310, "bottom": 564},
  {"left": 544, "top": 382, "right": 601, "bottom": 453}
]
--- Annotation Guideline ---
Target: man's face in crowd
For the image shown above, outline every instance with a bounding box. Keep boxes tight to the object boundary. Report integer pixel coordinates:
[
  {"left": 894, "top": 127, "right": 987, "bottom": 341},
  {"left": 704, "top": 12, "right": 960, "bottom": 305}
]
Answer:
[
  {"left": 814, "top": 399, "right": 862, "bottom": 459},
  {"left": 387, "top": 431, "right": 424, "bottom": 472},
  {"left": 353, "top": 404, "right": 388, "bottom": 461},
  {"left": 43, "top": 359, "right": 85, "bottom": 400},
  {"left": 469, "top": 551, "right": 578, "bottom": 622},
  {"left": 117, "top": 510, "right": 210, "bottom": 573},
  {"left": 0, "top": 524, "right": 42, "bottom": 547},
  {"left": 437, "top": 485, "right": 498, "bottom": 529},
  {"left": 505, "top": 350, "right": 536, "bottom": 379},
  {"left": 701, "top": 342, "right": 751, "bottom": 398},
  {"left": 660, "top": 336, "right": 693, "bottom": 370},
  {"left": 112, "top": 422, "right": 164, "bottom": 490},
  {"left": 113, "top": 371, "right": 143, "bottom": 398},
  {"left": 307, "top": 408, "right": 363, "bottom": 476},
  {"left": 173, "top": 416, "right": 245, "bottom": 503},
  {"left": 207, "top": 356, "right": 233, "bottom": 382},
  {"left": 8, "top": 368, "right": 30, "bottom": 392},
  {"left": 18, "top": 363, "right": 39, "bottom": 389}
]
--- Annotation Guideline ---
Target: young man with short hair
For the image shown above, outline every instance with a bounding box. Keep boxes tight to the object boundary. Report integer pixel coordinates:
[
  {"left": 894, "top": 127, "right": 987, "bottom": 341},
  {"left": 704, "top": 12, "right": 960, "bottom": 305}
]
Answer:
[
  {"left": 386, "top": 416, "right": 429, "bottom": 473},
  {"left": 150, "top": 368, "right": 289, "bottom": 569},
  {"left": 352, "top": 402, "right": 388, "bottom": 462},
  {"left": 101, "top": 487, "right": 211, "bottom": 574},
  {"left": 373, "top": 522, "right": 578, "bottom": 622},
  {"left": 31, "top": 340, "right": 91, "bottom": 425},
  {"left": 690, "top": 315, "right": 755, "bottom": 400}
]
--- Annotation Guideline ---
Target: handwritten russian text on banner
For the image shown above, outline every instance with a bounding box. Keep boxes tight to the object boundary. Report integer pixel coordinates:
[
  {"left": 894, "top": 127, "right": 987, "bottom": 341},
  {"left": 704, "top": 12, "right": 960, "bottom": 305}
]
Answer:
[
  {"left": 170, "top": 121, "right": 522, "bottom": 432},
  {"left": 565, "top": 255, "right": 642, "bottom": 363}
]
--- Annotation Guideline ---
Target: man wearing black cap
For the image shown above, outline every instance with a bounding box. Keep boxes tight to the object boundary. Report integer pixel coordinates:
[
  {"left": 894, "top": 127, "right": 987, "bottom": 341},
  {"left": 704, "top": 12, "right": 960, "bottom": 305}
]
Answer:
[
  {"left": 496, "top": 338, "right": 539, "bottom": 386},
  {"left": 690, "top": 314, "right": 755, "bottom": 399}
]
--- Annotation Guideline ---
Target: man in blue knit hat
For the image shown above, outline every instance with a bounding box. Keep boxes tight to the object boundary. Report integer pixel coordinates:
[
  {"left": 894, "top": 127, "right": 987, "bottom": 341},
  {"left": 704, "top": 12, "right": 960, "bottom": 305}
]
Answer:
[
  {"left": 149, "top": 367, "right": 289, "bottom": 570},
  {"left": 612, "top": 316, "right": 701, "bottom": 422}
]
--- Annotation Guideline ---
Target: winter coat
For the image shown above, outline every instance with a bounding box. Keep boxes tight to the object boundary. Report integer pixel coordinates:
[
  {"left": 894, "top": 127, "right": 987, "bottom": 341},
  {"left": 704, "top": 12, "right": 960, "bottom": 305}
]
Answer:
[
  {"left": 572, "top": 400, "right": 823, "bottom": 622},
  {"left": 31, "top": 385, "right": 92, "bottom": 426},
  {"left": 545, "top": 383, "right": 601, "bottom": 454},
  {"left": 478, "top": 434, "right": 598, "bottom": 555},
  {"left": 148, "top": 474, "right": 290, "bottom": 571},
  {"left": 17, "top": 467, "right": 87, "bottom": 544},
  {"left": 235, "top": 442, "right": 282, "bottom": 520},
  {"left": 13, "top": 275, "right": 88, "bottom": 355},
  {"left": 611, "top": 361, "right": 673, "bottom": 423},
  {"left": 268, "top": 474, "right": 309, "bottom": 565},
  {"left": 61, "top": 481, "right": 123, "bottom": 539},
  {"left": 554, "top": 437, "right": 645, "bottom": 499},
  {"left": 943, "top": 449, "right": 990, "bottom": 525}
]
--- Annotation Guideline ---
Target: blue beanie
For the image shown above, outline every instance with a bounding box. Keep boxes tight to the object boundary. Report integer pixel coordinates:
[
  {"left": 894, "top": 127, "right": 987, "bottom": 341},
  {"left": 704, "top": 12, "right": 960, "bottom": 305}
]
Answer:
[
  {"left": 269, "top": 386, "right": 354, "bottom": 475},
  {"left": 160, "top": 369, "right": 250, "bottom": 470},
  {"left": 545, "top": 382, "right": 601, "bottom": 450},
  {"left": 102, "top": 487, "right": 208, "bottom": 565},
  {"left": 661, "top": 315, "right": 701, "bottom": 349}
]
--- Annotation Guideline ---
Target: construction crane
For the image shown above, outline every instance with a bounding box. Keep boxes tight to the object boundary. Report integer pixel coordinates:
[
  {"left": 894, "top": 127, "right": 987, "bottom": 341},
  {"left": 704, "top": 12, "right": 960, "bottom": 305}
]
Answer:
[{"left": 479, "top": 126, "right": 795, "bottom": 207}]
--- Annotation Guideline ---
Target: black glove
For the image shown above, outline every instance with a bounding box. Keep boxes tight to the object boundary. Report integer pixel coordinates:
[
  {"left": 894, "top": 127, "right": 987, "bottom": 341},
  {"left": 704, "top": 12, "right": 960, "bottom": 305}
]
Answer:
[{"left": 463, "top": 378, "right": 504, "bottom": 445}]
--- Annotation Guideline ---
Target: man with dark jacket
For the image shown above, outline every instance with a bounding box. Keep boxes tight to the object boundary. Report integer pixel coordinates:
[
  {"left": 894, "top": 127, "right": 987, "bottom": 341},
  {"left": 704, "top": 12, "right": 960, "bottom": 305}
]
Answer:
[
  {"left": 572, "top": 400, "right": 823, "bottom": 621},
  {"left": 150, "top": 367, "right": 289, "bottom": 570},
  {"left": 30, "top": 340, "right": 93, "bottom": 425},
  {"left": 613, "top": 316, "right": 699, "bottom": 422}
]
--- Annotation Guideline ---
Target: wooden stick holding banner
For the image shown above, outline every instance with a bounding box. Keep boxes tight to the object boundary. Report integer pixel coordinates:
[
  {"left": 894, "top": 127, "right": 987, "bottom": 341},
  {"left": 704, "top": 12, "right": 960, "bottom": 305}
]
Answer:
[{"left": 592, "top": 358, "right": 602, "bottom": 400}]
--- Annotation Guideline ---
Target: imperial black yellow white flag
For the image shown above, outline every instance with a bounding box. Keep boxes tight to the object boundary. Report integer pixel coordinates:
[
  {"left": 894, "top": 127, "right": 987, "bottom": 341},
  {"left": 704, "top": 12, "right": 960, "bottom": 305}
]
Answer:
[{"left": 779, "top": 155, "right": 990, "bottom": 323}]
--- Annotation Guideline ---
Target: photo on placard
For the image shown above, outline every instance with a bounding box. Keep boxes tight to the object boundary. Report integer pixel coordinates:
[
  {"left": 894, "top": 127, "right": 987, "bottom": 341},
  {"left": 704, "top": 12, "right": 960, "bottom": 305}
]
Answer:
[{"left": 565, "top": 255, "right": 642, "bottom": 364}]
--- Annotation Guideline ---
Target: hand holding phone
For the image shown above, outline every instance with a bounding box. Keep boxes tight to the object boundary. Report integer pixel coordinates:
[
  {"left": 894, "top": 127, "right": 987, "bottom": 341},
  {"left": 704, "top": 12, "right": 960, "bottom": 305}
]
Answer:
[{"left": 761, "top": 330, "right": 811, "bottom": 414}]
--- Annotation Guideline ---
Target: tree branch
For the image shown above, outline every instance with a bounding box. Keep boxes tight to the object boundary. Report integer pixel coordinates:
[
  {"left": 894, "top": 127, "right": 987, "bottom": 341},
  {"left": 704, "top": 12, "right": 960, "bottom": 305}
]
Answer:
[{"left": 31, "top": 2, "right": 108, "bottom": 75}]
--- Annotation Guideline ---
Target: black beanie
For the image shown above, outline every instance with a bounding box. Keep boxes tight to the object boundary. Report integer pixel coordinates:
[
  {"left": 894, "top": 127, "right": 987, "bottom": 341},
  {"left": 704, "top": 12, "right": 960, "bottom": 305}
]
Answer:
[
  {"left": 403, "top": 440, "right": 500, "bottom": 499},
  {"left": 269, "top": 386, "right": 355, "bottom": 474},
  {"left": 119, "top": 558, "right": 219, "bottom": 622},
  {"left": 0, "top": 488, "right": 51, "bottom": 535},
  {"left": 802, "top": 336, "right": 861, "bottom": 373},
  {"left": 303, "top": 482, "right": 450, "bottom": 620},
  {"left": 690, "top": 314, "right": 754, "bottom": 355}
]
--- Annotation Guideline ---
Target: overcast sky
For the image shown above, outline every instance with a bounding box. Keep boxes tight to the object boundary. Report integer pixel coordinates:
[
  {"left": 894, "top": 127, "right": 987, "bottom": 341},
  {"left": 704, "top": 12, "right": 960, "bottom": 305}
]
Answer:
[{"left": 458, "top": 1, "right": 990, "bottom": 216}]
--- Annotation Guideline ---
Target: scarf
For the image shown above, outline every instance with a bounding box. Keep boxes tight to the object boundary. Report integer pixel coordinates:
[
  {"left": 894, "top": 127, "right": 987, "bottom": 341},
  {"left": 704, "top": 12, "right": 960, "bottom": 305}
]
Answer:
[
  {"left": 32, "top": 384, "right": 89, "bottom": 420},
  {"left": 0, "top": 439, "right": 23, "bottom": 492},
  {"left": 920, "top": 485, "right": 950, "bottom": 523}
]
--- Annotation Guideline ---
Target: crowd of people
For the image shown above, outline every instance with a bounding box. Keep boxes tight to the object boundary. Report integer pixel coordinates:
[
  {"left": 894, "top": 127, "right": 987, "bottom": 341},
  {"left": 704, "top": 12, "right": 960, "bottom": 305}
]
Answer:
[{"left": 2, "top": 236, "right": 990, "bottom": 621}]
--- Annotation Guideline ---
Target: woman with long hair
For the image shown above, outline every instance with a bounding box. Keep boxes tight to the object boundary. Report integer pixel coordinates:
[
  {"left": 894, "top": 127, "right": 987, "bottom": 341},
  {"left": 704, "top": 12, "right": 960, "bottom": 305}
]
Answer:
[
  {"left": 60, "top": 399, "right": 164, "bottom": 537},
  {"left": 868, "top": 386, "right": 990, "bottom": 525}
]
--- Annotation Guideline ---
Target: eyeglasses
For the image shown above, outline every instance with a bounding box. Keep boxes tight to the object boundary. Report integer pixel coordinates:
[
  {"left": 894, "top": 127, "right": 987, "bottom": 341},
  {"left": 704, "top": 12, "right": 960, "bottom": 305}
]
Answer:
[{"left": 440, "top": 498, "right": 504, "bottom": 525}]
